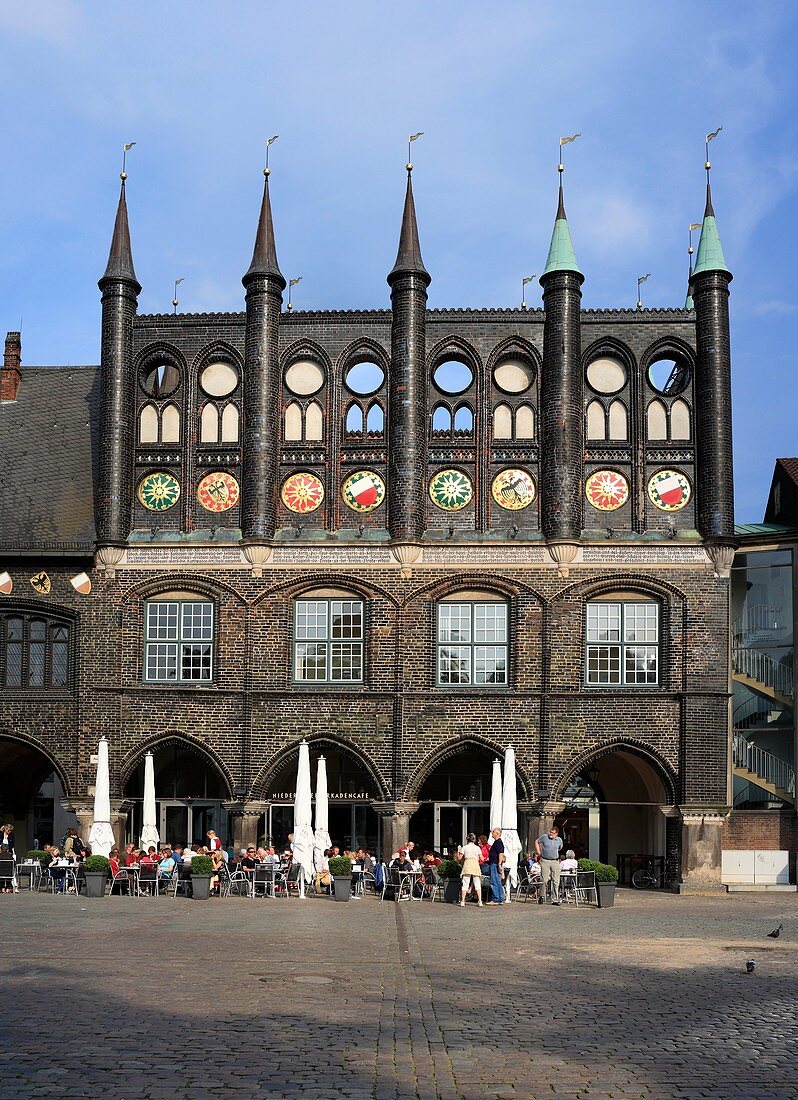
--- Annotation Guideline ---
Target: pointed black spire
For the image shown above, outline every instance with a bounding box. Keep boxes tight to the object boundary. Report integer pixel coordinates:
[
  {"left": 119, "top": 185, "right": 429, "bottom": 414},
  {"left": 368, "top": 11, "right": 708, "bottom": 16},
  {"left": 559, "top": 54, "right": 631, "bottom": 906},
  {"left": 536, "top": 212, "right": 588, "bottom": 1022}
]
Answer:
[
  {"left": 704, "top": 181, "right": 715, "bottom": 218},
  {"left": 244, "top": 170, "right": 285, "bottom": 287},
  {"left": 388, "top": 169, "right": 430, "bottom": 284},
  {"left": 101, "top": 180, "right": 140, "bottom": 289}
]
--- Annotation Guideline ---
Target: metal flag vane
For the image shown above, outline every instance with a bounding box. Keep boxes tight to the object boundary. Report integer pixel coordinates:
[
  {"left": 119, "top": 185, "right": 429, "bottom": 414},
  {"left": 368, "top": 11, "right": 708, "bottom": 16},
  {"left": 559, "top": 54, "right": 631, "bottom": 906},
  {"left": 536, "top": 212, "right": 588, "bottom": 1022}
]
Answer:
[
  {"left": 407, "top": 131, "right": 423, "bottom": 171},
  {"left": 287, "top": 275, "right": 302, "bottom": 312},
  {"left": 521, "top": 274, "right": 536, "bottom": 310},
  {"left": 688, "top": 223, "right": 702, "bottom": 275},
  {"left": 265, "top": 134, "right": 279, "bottom": 177},
  {"left": 705, "top": 125, "right": 722, "bottom": 179},
  {"left": 558, "top": 132, "right": 581, "bottom": 173},
  {"left": 172, "top": 277, "right": 184, "bottom": 314},
  {"left": 121, "top": 141, "right": 136, "bottom": 180},
  {"left": 636, "top": 272, "right": 651, "bottom": 310}
]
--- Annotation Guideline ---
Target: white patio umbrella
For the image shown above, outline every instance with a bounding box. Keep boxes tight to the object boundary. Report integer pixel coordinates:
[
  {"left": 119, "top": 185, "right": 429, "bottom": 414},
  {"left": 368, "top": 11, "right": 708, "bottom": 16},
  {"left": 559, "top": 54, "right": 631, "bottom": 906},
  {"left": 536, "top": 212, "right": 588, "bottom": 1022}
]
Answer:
[
  {"left": 489, "top": 757, "right": 503, "bottom": 834},
  {"left": 292, "top": 740, "right": 315, "bottom": 897},
  {"left": 140, "top": 751, "right": 160, "bottom": 852},
  {"left": 313, "top": 755, "right": 332, "bottom": 871},
  {"left": 87, "top": 736, "right": 115, "bottom": 857},
  {"left": 501, "top": 744, "right": 523, "bottom": 894}
]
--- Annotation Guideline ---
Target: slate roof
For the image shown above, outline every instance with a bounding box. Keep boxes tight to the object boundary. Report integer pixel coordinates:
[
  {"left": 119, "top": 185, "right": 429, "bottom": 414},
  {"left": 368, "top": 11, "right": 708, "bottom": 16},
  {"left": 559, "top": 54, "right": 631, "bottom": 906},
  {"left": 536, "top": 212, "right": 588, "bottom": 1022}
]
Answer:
[
  {"left": 775, "top": 458, "right": 798, "bottom": 487},
  {"left": 0, "top": 366, "right": 99, "bottom": 553}
]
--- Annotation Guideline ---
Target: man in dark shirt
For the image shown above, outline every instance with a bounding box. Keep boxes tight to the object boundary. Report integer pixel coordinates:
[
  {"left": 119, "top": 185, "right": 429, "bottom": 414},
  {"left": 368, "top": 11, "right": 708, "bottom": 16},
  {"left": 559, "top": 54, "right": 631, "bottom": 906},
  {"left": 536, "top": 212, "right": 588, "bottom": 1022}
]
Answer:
[{"left": 488, "top": 828, "right": 506, "bottom": 905}]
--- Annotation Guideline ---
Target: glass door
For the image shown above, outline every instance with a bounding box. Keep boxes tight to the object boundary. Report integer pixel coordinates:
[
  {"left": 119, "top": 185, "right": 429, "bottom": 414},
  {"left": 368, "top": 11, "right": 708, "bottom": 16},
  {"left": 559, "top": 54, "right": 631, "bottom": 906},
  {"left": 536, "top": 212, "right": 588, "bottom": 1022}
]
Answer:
[
  {"left": 435, "top": 804, "right": 466, "bottom": 854},
  {"left": 160, "top": 802, "right": 188, "bottom": 848},
  {"left": 191, "top": 804, "right": 218, "bottom": 847}
]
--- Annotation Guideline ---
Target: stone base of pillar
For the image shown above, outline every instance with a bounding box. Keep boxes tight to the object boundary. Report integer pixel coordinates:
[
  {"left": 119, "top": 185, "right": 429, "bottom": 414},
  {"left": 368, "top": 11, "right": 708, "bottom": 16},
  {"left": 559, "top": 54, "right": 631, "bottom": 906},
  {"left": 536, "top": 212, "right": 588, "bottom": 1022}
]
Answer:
[
  {"left": 372, "top": 802, "right": 420, "bottom": 863},
  {"left": 677, "top": 806, "right": 730, "bottom": 893},
  {"left": 62, "top": 798, "right": 129, "bottom": 853},
  {"left": 224, "top": 801, "right": 270, "bottom": 852}
]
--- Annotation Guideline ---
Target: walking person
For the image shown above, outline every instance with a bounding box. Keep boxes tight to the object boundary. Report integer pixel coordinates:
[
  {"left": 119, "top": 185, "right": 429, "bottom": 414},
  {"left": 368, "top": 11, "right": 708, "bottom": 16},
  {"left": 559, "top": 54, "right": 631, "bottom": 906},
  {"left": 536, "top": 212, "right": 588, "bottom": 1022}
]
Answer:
[
  {"left": 458, "top": 833, "right": 483, "bottom": 907},
  {"left": 535, "top": 824, "right": 564, "bottom": 905},
  {"left": 487, "top": 827, "right": 506, "bottom": 905}
]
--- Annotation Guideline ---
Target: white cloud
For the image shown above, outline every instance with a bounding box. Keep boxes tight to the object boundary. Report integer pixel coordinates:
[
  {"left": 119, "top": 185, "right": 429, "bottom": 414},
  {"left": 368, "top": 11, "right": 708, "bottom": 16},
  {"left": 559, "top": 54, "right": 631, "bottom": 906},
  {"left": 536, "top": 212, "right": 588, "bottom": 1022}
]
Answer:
[
  {"left": 0, "top": 0, "right": 82, "bottom": 45},
  {"left": 752, "top": 299, "right": 798, "bottom": 316}
]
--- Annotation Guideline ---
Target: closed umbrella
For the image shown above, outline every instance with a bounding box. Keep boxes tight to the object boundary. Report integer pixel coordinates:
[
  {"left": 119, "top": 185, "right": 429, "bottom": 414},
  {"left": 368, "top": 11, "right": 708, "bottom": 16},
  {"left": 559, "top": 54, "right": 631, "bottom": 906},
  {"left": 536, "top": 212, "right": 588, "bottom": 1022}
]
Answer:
[
  {"left": 87, "top": 736, "right": 115, "bottom": 857},
  {"left": 292, "top": 740, "right": 314, "bottom": 897},
  {"left": 140, "top": 751, "right": 160, "bottom": 852},
  {"left": 501, "top": 744, "right": 523, "bottom": 895},
  {"left": 489, "top": 758, "right": 503, "bottom": 833},
  {"left": 313, "top": 755, "right": 332, "bottom": 871}
]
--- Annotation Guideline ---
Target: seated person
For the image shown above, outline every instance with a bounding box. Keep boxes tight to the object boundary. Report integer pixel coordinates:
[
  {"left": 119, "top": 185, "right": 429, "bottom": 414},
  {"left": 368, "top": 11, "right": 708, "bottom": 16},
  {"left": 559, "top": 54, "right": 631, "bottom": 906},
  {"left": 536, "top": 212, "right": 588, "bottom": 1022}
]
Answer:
[
  {"left": 158, "top": 847, "right": 177, "bottom": 879},
  {"left": 240, "top": 848, "right": 258, "bottom": 872},
  {"left": 528, "top": 854, "right": 543, "bottom": 878},
  {"left": 171, "top": 845, "right": 184, "bottom": 865},
  {"left": 263, "top": 847, "right": 280, "bottom": 865},
  {"left": 138, "top": 848, "right": 155, "bottom": 866},
  {"left": 391, "top": 851, "right": 413, "bottom": 872},
  {"left": 315, "top": 848, "right": 331, "bottom": 893},
  {"left": 478, "top": 835, "right": 490, "bottom": 868},
  {"left": 147, "top": 845, "right": 160, "bottom": 863},
  {"left": 559, "top": 849, "right": 578, "bottom": 873},
  {"left": 126, "top": 847, "right": 140, "bottom": 867},
  {"left": 108, "top": 849, "right": 121, "bottom": 877}
]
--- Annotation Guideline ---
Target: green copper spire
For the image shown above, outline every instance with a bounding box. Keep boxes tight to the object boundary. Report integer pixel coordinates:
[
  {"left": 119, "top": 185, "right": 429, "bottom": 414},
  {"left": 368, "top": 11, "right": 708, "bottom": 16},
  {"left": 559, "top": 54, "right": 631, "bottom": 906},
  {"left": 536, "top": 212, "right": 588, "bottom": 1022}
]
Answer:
[
  {"left": 542, "top": 182, "right": 582, "bottom": 277},
  {"left": 684, "top": 290, "right": 694, "bottom": 310},
  {"left": 693, "top": 184, "right": 729, "bottom": 276}
]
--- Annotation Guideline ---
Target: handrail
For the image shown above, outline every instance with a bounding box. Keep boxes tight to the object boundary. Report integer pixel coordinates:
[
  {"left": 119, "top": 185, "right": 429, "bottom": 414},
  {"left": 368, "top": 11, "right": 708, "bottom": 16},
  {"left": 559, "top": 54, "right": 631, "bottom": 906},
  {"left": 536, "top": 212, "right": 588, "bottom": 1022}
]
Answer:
[
  {"left": 731, "top": 605, "right": 784, "bottom": 642},
  {"left": 732, "top": 732, "right": 795, "bottom": 796},
  {"left": 732, "top": 696, "right": 771, "bottom": 730},
  {"left": 732, "top": 645, "right": 793, "bottom": 697}
]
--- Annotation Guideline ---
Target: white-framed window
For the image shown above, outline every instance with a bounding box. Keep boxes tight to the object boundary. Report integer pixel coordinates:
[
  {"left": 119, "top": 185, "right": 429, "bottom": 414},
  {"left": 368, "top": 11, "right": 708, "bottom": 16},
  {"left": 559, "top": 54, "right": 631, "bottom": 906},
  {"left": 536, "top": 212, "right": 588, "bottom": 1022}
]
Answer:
[
  {"left": 144, "top": 600, "right": 214, "bottom": 683},
  {"left": 293, "top": 598, "right": 364, "bottom": 683},
  {"left": 585, "top": 600, "right": 659, "bottom": 686},
  {"left": 437, "top": 601, "right": 508, "bottom": 686}
]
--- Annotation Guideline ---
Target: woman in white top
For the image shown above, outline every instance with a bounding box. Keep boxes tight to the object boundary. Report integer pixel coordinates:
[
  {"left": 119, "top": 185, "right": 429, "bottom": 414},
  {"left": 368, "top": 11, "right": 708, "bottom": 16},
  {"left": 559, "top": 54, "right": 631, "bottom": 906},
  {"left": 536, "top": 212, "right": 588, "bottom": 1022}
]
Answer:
[
  {"left": 559, "top": 848, "right": 579, "bottom": 873},
  {"left": 458, "top": 832, "right": 484, "bottom": 908}
]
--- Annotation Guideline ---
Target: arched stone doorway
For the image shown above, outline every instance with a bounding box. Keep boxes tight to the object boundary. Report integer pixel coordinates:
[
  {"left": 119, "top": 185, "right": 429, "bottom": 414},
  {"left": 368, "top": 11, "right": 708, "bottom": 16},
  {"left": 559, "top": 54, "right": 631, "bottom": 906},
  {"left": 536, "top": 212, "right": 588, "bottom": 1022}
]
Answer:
[
  {"left": 408, "top": 744, "right": 527, "bottom": 857},
  {"left": 0, "top": 736, "right": 71, "bottom": 853},
  {"left": 554, "top": 746, "right": 678, "bottom": 880},
  {"left": 122, "top": 739, "right": 233, "bottom": 849},
  {"left": 258, "top": 741, "right": 384, "bottom": 854}
]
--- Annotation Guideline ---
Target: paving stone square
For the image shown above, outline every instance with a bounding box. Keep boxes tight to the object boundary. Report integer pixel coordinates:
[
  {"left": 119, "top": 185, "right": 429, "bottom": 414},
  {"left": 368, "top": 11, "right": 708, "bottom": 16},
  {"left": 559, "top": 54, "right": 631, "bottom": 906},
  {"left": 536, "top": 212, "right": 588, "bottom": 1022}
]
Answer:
[{"left": 0, "top": 890, "right": 796, "bottom": 1099}]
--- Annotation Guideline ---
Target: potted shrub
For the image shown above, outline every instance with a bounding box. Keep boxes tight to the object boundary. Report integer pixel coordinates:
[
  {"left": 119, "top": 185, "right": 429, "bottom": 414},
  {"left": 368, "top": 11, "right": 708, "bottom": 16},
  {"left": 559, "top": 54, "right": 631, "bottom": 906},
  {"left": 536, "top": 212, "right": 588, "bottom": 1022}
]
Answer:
[
  {"left": 83, "top": 854, "right": 110, "bottom": 898},
  {"left": 189, "top": 854, "right": 214, "bottom": 900},
  {"left": 437, "top": 859, "right": 463, "bottom": 903},
  {"left": 578, "top": 858, "right": 618, "bottom": 907},
  {"left": 329, "top": 856, "right": 352, "bottom": 902}
]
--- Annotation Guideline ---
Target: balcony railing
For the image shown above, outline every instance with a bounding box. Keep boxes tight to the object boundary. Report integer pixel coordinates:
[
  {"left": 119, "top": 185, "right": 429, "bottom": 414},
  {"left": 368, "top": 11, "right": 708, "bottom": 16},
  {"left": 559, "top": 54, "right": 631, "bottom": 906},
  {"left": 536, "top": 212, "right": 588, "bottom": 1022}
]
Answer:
[
  {"left": 732, "top": 645, "right": 793, "bottom": 698},
  {"left": 732, "top": 732, "right": 795, "bottom": 798}
]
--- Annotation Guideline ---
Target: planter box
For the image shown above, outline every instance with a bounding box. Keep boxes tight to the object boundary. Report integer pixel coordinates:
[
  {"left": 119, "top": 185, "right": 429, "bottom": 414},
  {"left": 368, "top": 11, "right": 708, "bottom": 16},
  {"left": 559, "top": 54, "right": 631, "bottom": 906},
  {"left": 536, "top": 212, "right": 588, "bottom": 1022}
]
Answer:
[
  {"left": 84, "top": 872, "right": 108, "bottom": 899},
  {"left": 443, "top": 879, "right": 462, "bottom": 904},
  {"left": 596, "top": 882, "right": 616, "bottom": 908},
  {"left": 333, "top": 875, "right": 351, "bottom": 902},
  {"left": 191, "top": 874, "right": 212, "bottom": 900}
]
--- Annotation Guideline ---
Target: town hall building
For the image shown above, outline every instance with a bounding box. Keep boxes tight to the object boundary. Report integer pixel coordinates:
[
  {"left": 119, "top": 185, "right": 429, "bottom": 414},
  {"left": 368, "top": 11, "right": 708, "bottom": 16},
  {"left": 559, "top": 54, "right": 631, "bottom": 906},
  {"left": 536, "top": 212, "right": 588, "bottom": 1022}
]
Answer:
[{"left": 0, "top": 150, "right": 755, "bottom": 887}]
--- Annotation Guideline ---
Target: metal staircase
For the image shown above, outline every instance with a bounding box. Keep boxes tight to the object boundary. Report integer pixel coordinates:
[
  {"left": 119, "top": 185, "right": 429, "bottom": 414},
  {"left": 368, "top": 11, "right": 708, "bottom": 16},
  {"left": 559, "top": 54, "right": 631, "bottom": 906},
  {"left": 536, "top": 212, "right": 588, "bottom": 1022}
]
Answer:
[{"left": 732, "top": 732, "right": 795, "bottom": 803}]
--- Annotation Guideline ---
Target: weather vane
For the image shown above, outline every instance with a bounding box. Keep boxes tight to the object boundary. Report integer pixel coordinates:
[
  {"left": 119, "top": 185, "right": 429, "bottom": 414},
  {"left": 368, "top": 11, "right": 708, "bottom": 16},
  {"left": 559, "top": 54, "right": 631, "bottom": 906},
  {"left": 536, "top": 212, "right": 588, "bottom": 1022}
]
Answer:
[
  {"left": 636, "top": 273, "right": 651, "bottom": 310},
  {"left": 521, "top": 274, "right": 536, "bottom": 310},
  {"left": 705, "top": 125, "right": 722, "bottom": 184},
  {"left": 688, "top": 223, "right": 701, "bottom": 273},
  {"left": 407, "top": 131, "right": 423, "bottom": 171},
  {"left": 265, "top": 134, "right": 279, "bottom": 176},
  {"left": 121, "top": 141, "right": 136, "bottom": 180},
  {"left": 172, "top": 277, "right": 184, "bottom": 314},
  {"left": 558, "top": 132, "right": 581, "bottom": 174},
  {"left": 287, "top": 275, "right": 302, "bottom": 312}
]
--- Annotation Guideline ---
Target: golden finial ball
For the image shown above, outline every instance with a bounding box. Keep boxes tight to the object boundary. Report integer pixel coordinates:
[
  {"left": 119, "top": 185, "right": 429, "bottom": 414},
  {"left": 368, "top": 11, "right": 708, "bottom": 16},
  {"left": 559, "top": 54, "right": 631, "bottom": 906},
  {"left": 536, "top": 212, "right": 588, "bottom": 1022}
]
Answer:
[
  {"left": 705, "top": 161, "right": 711, "bottom": 171},
  {"left": 406, "top": 162, "right": 413, "bottom": 172},
  {"left": 263, "top": 167, "right": 271, "bottom": 178},
  {"left": 120, "top": 171, "right": 128, "bottom": 181},
  {"left": 688, "top": 245, "right": 694, "bottom": 255},
  {"left": 557, "top": 163, "right": 564, "bottom": 173},
  {"left": 172, "top": 299, "right": 178, "bottom": 308}
]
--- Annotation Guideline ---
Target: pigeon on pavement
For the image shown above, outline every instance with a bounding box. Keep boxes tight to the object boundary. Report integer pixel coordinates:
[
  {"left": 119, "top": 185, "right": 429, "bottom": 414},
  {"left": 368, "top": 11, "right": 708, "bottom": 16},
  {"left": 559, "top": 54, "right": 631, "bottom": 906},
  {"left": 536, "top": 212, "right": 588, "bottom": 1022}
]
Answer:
[
  {"left": 767, "top": 924, "right": 784, "bottom": 939},
  {"left": 745, "top": 959, "right": 756, "bottom": 973}
]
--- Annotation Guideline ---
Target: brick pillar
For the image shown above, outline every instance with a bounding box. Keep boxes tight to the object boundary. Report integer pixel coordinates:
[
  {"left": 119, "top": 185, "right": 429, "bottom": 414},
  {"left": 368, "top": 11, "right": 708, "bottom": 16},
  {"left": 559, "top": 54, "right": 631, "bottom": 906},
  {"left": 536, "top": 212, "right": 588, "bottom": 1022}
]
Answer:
[
  {"left": 678, "top": 808, "right": 729, "bottom": 893},
  {"left": 225, "top": 801, "right": 270, "bottom": 852},
  {"left": 241, "top": 277, "right": 283, "bottom": 542},
  {"left": 540, "top": 270, "right": 584, "bottom": 545},
  {"left": 692, "top": 269, "right": 734, "bottom": 539},
  {"left": 0, "top": 331, "right": 21, "bottom": 402}
]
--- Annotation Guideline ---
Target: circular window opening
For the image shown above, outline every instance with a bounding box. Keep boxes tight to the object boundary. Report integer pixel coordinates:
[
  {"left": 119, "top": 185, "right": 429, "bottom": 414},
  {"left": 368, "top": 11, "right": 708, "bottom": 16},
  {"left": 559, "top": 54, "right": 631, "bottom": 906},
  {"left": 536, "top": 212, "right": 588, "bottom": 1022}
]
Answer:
[
  {"left": 200, "top": 362, "right": 239, "bottom": 397},
  {"left": 433, "top": 360, "right": 473, "bottom": 394},
  {"left": 345, "top": 361, "right": 384, "bottom": 395},
  {"left": 493, "top": 359, "right": 534, "bottom": 394},
  {"left": 586, "top": 357, "right": 626, "bottom": 395},
  {"left": 284, "top": 360, "right": 325, "bottom": 396},
  {"left": 141, "top": 361, "right": 180, "bottom": 398},
  {"left": 648, "top": 357, "right": 691, "bottom": 396}
]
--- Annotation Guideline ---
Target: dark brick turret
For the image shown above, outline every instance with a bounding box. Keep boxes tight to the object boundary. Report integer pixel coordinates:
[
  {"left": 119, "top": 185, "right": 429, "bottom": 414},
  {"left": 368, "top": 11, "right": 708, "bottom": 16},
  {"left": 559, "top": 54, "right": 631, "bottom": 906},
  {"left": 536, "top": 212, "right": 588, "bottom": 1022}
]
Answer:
[
  {"left": 0, "top": 332, "right": 21, "bottom": 402},
  {"left": 539, "top": 182, "right": 584, "bottom": 543},
  {"left": 387, "top": 168, "right": 430, "bottom": 541},
  {"left": 241, "top": 170, "right": 285, "bottom": 543},
  {"left": 97, "top": 179, "right": 140, "bottom": 548},
  {"left": 690, "top": 183, "right": 734, "bottom": 539}
]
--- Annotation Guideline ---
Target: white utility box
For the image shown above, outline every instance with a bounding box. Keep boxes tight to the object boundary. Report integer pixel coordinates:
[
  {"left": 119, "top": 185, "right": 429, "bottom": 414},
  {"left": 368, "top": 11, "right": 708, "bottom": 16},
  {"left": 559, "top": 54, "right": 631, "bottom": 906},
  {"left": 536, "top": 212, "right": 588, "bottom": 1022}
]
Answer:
[{"left": 721, "top": 849, "right": 790, "bottom": 885}]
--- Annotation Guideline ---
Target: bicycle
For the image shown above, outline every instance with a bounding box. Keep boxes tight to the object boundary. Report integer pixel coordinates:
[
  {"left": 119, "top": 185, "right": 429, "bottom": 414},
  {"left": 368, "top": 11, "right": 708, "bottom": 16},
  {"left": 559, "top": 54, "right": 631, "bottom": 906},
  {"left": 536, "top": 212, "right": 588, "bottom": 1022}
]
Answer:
[{"left": 631, "top": 858, "right": 680, "bottom": 890}]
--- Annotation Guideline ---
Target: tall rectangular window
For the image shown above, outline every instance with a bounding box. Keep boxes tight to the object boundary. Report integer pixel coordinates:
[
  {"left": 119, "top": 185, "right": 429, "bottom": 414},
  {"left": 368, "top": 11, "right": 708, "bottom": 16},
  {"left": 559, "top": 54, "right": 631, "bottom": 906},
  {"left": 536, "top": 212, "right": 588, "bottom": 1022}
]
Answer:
[
  {"left": 0, "top": 615, "right": 71, "bottom": 689},
  {"left": 586, "top": 601, "right": 659, "bottom": 686},
  {"left": 294, "top": 598, "right": 364, "bottom": 683},
  {"left": 437, "top": 601, "right": 508, "bottom": 686},
  {"left": 144, "top": 600, "right": 213, "bottom": 683}
]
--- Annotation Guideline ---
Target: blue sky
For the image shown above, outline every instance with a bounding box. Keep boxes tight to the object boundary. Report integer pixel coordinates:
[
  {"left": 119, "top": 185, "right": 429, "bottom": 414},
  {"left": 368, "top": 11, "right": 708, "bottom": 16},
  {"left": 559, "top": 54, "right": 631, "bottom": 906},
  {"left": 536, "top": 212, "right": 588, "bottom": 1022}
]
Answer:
[{"left": 0, "top": 0, "right": 796, "bottom": 521}]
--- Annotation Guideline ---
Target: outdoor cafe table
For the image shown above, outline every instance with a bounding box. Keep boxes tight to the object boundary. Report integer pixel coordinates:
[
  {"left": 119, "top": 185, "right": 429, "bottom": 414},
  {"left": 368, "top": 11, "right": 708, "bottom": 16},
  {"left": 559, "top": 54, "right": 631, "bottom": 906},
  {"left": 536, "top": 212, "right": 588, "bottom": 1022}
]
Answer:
[{"left": 395, "top": 869, "right": 422, "bottom": 901}]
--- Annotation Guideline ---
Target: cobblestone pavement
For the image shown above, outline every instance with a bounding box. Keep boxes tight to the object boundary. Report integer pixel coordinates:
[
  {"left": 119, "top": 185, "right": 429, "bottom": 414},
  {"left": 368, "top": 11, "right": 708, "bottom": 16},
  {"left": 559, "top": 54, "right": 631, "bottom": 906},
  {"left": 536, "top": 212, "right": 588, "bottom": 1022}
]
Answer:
[{"left": 0, "top": 889, "right": 797, "bottom": 1099}]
